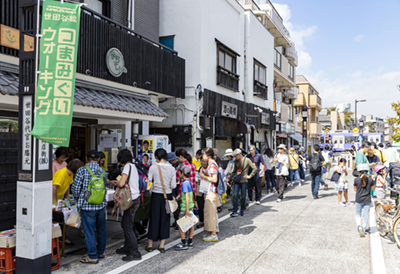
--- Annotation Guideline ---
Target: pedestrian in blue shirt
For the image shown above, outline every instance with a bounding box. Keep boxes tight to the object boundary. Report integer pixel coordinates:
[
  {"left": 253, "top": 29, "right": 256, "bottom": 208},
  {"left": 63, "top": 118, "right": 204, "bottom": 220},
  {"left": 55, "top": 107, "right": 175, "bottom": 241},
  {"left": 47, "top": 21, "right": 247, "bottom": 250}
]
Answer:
[{"left": 247, "top": 145, "right": 266, "bottom": 204}]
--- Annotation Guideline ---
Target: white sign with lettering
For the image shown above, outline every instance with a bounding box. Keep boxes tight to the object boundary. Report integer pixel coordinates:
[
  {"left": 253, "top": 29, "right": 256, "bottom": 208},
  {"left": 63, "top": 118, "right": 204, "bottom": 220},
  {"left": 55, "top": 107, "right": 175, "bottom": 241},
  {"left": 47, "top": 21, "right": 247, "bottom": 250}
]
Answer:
[
  {"left": 221, "top": 101, "right": 238, "bottom": 119},
  {"left": 38, "top": 140, "right": 50, "bottom": 170},
  {"left": 22, "top": 96, "right": 32, "bottom": 170},
  {"left": 261, "top": 112, "right": 270, "bottom": 125}
]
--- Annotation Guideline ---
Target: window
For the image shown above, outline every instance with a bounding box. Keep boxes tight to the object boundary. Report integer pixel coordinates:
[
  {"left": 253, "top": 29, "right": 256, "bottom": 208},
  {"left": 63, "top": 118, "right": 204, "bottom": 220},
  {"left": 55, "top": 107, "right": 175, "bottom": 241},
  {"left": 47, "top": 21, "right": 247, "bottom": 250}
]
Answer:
[
  {"left": 254, "top": 60, "right": 266, "bottom": 85},
  {"left": 159, "top": 36, "right": 174, "bottom": 50},
  {"left": 84, "top": 0, "right": 111, "bottom": 17},
  {"left": 219, "top": 48, "right": 236, "bottom": 73},
  {"left": 274, "top": 49, "right": 281, "bottom": 69},
  {"left": 288, "top": 63, "right": 294, "bottom": 80}
]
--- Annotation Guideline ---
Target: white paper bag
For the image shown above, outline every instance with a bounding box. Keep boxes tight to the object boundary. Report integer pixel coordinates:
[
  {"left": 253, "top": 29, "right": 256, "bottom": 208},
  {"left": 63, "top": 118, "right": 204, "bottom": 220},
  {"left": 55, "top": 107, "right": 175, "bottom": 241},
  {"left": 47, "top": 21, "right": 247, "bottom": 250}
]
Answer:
[{"left": 199, "top": 179, "right": 211, "bottom": 194}]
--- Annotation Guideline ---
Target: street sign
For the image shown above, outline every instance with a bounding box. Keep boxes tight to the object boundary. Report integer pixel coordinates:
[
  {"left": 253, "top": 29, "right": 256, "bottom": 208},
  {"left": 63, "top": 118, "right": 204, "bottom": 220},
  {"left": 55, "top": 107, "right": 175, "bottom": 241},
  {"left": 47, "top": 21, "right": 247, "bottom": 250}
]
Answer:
[
  {"left": 352, "top": 127, "right": 360, "bottom": 134},
  {"left": 358, "top": 136, "right": 363, "bottom": 141}
]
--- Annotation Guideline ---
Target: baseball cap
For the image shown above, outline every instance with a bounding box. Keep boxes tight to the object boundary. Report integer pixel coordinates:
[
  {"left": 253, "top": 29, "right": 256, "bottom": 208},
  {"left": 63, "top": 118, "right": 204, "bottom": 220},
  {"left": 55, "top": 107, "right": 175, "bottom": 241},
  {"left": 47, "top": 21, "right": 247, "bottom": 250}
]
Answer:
[
  {"left": 179, "top": 165, "right": 191, "bottom": 177},
  {"left": 232, "top": 148, "right": 242, "bottom": 156},
  {"left": 87, "top": 150, "right": 100, "bottom": 159}
]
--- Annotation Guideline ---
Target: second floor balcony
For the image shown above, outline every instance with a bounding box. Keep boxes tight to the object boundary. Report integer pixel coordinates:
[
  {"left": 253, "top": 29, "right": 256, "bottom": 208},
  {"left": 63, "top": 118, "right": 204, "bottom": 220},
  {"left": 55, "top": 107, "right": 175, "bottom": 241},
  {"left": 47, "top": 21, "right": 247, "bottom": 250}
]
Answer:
[{"left": 309, "top": 94, "right": 322, "bottom": 110}]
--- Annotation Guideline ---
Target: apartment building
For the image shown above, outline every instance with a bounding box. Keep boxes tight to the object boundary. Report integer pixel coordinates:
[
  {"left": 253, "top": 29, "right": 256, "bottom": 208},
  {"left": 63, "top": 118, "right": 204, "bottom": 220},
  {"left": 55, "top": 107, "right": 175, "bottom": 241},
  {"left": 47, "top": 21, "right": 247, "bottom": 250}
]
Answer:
[
  {"left": 365, "top": 115, "right": 385, "bottom": 134},
  {"left": 238, "top": 0, "right": 299, "bottom": 147},
  {"left": 384, "top": 122, "right": 394, "bottom": 144},
  {"left": 294, "top": 75, "right": 323, "bottom": 146},
  {"left": 157, "top": 0, "right": 286, "bottom": 157}
]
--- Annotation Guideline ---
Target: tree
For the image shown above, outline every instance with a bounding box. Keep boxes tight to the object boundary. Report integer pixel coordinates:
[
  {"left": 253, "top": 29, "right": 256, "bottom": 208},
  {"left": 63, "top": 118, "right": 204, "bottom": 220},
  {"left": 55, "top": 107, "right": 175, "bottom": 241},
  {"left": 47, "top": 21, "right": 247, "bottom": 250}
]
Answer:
[
  {"left": 387, "top": 85, "right": 400, "bottom": 143},
  {"left": 365, "top": 122, "right": 376, "bottom": 133},
  {"left": 342, "top": 110, "right": 354, "bottom": 129},
  {"left": 325, "top": 106, "right": 338, "bottom": 115}
]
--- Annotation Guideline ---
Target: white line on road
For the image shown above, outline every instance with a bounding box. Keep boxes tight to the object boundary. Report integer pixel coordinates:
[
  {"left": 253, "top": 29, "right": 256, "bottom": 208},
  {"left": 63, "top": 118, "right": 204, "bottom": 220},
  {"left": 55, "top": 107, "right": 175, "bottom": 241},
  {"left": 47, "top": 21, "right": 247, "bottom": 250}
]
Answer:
[
  {"left": 369, "top": 206, "right": 386, "bottom": 274},
  {"left": 105, "top": 192, "right": 276, "bottom": 274}
]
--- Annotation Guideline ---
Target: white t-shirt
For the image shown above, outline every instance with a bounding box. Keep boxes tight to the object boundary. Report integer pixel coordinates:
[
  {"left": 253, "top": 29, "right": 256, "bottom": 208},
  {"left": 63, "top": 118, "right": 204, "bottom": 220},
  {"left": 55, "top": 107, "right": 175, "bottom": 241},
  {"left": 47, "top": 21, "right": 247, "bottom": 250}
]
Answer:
[
  {"left": 275, "top": 154, "right": 289, "bottom": 176},
  {"left": 122, "top": 163, "right": 140, "bottom": 200}
]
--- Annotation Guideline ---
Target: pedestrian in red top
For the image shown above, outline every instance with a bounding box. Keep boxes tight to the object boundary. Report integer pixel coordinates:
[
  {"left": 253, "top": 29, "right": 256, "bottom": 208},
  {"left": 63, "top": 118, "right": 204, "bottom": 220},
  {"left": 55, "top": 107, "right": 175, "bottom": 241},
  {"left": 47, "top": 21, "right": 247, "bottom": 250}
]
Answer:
[{"left": 176, "top": 148, "right": 197, "bottom": 196}]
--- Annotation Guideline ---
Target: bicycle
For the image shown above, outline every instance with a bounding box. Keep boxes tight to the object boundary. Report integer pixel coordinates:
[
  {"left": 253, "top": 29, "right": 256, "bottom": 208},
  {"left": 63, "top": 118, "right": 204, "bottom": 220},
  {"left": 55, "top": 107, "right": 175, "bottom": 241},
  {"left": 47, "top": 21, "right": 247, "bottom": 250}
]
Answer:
[{"left": 374, "top": 185, "right": 400, "bottom": 247}]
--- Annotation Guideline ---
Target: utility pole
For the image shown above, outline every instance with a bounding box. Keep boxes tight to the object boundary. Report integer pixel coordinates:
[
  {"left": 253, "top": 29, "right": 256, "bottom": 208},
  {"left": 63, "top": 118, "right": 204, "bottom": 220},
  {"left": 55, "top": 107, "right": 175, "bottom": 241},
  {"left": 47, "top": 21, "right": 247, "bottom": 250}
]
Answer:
[{"left": 16, "top": 1, "right": 53, "bottom": 273}]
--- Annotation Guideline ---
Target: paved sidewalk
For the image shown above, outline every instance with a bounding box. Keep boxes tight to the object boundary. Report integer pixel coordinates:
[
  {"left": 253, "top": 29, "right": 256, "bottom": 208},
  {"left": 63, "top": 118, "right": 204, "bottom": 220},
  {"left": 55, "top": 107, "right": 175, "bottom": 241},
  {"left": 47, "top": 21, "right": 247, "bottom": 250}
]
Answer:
[{"left": 55, "top": 174, "right": 399, "bottom": 274}]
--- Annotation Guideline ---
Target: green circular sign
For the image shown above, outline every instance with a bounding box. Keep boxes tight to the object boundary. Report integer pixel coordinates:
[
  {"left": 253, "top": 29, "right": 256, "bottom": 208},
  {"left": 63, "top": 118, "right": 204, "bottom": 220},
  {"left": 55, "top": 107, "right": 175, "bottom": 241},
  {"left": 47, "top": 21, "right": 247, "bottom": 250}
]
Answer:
[{"left": 106, "top": 48, "right": 127, "bottom": 77}]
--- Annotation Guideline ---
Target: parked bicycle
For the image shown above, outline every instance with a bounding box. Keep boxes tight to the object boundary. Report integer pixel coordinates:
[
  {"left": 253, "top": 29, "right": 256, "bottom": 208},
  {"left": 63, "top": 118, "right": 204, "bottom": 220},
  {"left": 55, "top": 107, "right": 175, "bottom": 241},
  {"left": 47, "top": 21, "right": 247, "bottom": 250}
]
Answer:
[{"left": 375, "top": 183, "right": 400, "bottom": 247}]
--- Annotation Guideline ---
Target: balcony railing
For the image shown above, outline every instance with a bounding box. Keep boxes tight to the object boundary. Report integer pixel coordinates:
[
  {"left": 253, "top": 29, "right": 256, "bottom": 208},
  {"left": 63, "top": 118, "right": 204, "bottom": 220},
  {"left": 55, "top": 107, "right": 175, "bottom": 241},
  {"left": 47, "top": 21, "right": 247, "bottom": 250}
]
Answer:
[
  {"left": 76, "top": 7, "right": 185, "bottom": 98},
  {"left": 309, "top": 94, "right": 322, "bottom": 110},
  {"left": 253, "top": 80, "right": 268, "bottom": 100},
  {"left": 217, "top": 66, "right": 239, "bottom": 92}
]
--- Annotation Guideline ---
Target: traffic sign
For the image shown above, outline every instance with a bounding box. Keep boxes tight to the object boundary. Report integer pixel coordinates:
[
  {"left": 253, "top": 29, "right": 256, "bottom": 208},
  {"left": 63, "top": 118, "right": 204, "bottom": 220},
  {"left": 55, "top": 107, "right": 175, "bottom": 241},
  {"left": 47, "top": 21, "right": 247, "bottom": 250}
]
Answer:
[{"left": 352, "top": 127, "right": 360, "bottom": 134}]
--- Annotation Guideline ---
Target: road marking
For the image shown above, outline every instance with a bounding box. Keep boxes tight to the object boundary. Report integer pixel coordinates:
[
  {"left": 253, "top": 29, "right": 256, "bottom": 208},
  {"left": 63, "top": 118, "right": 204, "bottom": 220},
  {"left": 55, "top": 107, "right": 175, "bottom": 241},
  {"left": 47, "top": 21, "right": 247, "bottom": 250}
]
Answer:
[
  {"left": 369, "top": 206, "right": 387, "bottom": 274},
  {"left": 105, "top": 192, "right": 276, "bottom": 274}
]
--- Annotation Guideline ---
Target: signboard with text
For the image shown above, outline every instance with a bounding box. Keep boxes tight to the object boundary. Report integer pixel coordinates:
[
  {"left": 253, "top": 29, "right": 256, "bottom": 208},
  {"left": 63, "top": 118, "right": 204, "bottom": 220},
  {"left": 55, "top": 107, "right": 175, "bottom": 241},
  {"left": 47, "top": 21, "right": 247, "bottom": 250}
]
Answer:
[
  {"left": 221, "top": 101, "right": 238, "bottom": 119},
  {"left": 31, "top": 0, "right": 81, "bottom": 146}
]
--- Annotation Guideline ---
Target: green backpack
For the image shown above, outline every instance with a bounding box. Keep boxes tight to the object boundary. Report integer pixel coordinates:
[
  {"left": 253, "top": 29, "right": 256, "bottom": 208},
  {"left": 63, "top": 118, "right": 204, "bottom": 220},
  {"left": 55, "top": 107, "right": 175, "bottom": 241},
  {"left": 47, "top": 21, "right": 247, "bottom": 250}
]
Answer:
[{"left": 84, "top": 166, "right": 106, "bottom": 204}]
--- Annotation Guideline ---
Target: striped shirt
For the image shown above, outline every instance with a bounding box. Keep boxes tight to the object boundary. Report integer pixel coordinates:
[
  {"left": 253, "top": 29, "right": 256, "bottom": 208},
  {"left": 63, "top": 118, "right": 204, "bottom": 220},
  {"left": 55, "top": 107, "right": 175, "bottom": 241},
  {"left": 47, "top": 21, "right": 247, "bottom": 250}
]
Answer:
[{"left": 71, "top": 162, "right": 107, "bottom": 211}]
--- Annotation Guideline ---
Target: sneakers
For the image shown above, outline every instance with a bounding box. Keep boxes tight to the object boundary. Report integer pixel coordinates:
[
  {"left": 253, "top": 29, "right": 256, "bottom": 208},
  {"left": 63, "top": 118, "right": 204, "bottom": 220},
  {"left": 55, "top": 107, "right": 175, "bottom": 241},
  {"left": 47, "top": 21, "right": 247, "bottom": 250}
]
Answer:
[
  {"left": 240, "top": 210, "right": 244, "bottom": 216},
  {"left": 272, "top": 188, "right": 277, "bottom": 194},
  {"left": 276, "top": 198, "right": 282, "bottom": 203},
  {"left": 346, "top": 202, "right": 353, "bottom": 206},
  {"left": 358, "top": 226, "right": 365, "bottom": 237},
  {"left": 230, "top": 211, "right": 238, "bottom": 217},
  {"left": 116, "top": 247, "right": 129, "bottom": 255},
  {"left": 187, "top": 242, "right": 194, "bottom": 248},
  {"left": 324, "top": 184, "right": 328, "bottom": 190},
  {"left": 97, "top": 253, "right": 105, "bottom": 259},
  {"left": 174, "top": 242, "right": 188, "bottom": 251},
  {"left": 256, "top": 201, "right": 261, "bottom": 205},
  {"left": 338, "top": 202, "right": 346, "bottom": 207},
  {"left": 313, "top": 196, "right": 319, "bottom": 199},
  {"left": 268, "top": 189, "right": 272, "bottom": 194},
  {"left": 299, "top": 182, "right": 302, "bottom": 186},
  {"left": 203, "top": 234, "right": 218, "bottom": 242},
  {"left": 122, "top": 254, "right": 142, "bottom": 261}
]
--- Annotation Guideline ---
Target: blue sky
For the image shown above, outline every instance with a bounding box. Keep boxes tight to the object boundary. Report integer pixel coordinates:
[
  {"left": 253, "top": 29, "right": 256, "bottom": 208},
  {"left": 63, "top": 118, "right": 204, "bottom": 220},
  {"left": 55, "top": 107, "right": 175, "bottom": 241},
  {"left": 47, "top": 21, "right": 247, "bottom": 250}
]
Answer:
[{"left": 271, "top": 0, "right": 400, "bottom": 119}]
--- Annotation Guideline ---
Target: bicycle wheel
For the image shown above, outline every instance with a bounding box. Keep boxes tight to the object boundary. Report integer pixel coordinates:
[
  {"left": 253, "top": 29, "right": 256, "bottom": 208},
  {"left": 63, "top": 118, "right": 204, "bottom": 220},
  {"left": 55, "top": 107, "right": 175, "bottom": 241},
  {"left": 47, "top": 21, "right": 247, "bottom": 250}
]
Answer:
[
  {"left": 393, "top": 218, "right": 400, "bottom": 248},
  {"left": 375, "top": 204, "right": 388, "bottom": 237}
]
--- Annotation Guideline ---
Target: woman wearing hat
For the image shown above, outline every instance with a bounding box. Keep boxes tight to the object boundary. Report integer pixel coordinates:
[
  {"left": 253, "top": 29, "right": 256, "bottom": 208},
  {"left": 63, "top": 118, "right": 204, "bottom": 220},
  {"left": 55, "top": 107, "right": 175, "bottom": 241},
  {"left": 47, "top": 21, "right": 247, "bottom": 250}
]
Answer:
[{"left": 272, "top": 144, "right": 289, "bottom": 203}]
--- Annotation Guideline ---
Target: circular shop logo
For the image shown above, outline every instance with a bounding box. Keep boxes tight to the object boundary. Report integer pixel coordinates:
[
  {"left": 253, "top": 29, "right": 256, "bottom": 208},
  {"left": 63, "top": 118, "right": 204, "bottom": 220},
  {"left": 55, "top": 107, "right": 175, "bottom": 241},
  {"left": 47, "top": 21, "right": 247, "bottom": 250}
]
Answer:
[{"left": 106, "top": 48, "right": 127, "bottom": 77}]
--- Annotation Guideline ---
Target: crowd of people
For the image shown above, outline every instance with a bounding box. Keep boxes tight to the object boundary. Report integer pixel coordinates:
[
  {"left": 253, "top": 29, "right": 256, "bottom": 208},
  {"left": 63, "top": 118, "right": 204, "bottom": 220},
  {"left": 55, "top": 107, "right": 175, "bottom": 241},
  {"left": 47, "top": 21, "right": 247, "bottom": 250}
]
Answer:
[{"left": 50, "top": 140, "right": 400, "bottom": 264}]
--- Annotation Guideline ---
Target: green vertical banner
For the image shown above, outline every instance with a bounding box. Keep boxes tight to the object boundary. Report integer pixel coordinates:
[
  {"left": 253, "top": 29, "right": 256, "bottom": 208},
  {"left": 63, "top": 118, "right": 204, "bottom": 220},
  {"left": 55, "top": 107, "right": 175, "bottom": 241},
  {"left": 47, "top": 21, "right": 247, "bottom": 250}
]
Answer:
[{"left": 31, "top": 0, "right": 81, "bottom": 146}]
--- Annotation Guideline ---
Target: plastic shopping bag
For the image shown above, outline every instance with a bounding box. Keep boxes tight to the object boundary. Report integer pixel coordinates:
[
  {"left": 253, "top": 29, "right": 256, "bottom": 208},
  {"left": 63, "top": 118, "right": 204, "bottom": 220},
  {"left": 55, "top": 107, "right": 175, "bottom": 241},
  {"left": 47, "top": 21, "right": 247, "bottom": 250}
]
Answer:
[{"left": 66, "top": 207, "right": 81, "bottom": 228}]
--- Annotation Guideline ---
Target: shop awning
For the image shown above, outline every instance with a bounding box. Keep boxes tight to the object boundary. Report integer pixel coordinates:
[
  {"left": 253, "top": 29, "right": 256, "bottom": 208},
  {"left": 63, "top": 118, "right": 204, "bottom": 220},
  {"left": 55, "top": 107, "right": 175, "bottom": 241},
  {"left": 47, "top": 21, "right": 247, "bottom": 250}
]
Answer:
[
  {"left": 0, "top": 70, "right": 169, "bottom": 121},
  {"left": 289, "top": 133, "right": 312, "bottom": 145}
]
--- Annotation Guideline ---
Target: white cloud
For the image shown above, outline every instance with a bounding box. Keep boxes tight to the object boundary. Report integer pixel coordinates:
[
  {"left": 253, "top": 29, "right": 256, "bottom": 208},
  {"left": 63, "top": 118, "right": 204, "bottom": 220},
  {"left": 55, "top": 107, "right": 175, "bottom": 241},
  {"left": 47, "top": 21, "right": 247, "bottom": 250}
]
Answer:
[
  {"left": 354, "top": 34, "right": 365, "bottom": 42},
  {"left": 273, "top": 3, "right": 317, "bottom": 70}
]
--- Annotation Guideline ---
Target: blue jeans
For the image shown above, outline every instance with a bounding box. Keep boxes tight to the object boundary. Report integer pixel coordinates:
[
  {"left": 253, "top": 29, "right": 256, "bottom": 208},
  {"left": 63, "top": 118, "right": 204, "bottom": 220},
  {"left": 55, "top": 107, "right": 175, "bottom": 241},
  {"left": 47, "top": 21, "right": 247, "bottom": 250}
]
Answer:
[
  {"left": 265, "top": 170, "right": 276, "bottom": 189},
  {"left": 299, "top": 163, "right": 305, "bottom": 180},
  {"left": 289, "top": 169, "right": 300, "bottom": 182},
  {"left": 248, "top": 173, "right": 260, "bottom": 201},
  {"left": 311, "top": 173, "right": 322, "bottom": 198},
  {"left": 355, "top": 202, "right": 371, "bottom": 230},
  {"left": 233, "top": 182, "right": 248, "bottom": 212},
  {"left": 81, "top": 208, "right": 107, "bottom": 259}
]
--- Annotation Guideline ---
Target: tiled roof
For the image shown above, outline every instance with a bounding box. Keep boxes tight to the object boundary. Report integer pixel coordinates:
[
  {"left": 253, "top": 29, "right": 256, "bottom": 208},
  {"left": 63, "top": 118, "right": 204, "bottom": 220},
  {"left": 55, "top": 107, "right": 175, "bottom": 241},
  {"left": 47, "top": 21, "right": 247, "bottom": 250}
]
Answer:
[{"left": 0, "top": 70, "right": 169, "bottom": 118}]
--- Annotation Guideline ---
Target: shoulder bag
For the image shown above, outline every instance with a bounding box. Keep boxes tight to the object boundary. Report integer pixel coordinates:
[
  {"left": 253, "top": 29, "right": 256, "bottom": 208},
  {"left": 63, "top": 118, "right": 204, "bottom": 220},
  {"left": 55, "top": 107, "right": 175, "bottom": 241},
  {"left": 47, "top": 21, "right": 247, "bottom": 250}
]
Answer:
[
  {"left": 113, "top": 165, "right": 134, "bottom": 211},
  {"left": 157, "top": 165, "right": 178, "bottom": 214},
  {"left": 232, "top": 159, "right": 245, "bottom": 183}
]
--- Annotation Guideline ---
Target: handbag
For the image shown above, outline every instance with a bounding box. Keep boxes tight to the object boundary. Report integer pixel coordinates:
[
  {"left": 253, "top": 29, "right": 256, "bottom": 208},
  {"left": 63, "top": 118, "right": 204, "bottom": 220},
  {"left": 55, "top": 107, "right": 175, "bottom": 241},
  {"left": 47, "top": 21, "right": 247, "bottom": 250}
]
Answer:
[
  {"left": 330, "top": 170, "right": 341, "bottom": 182},
  {"left": 157, "top": 165, "right": 178, "bottom": 214},
  {"left": 232, "top": 159, "right": 245, "bottom": 183},
  {"left": 113, "top": 165, "right": 134, "bottom": 211}
]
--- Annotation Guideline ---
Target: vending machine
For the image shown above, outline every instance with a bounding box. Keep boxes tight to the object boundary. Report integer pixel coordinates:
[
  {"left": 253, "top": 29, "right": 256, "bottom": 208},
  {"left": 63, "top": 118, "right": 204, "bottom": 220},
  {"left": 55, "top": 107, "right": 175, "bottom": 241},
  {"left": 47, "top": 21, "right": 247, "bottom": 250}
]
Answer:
[{"left": 136, "top": 135, "right": 170, "bottom": 165}]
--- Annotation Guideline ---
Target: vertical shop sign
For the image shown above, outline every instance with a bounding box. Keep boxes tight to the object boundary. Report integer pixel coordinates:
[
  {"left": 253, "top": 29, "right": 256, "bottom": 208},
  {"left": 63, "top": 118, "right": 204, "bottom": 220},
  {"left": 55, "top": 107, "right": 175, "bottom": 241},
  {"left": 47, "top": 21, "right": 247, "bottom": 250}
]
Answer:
[
  {"left": 31, "top": 0, "right": 81, "bottom": 146},
  {"left": 38, "top": 140, "right": 50, "bottom": 170},
  {"left": 22, "top": 96, "right": 32, "bottom": 170}
]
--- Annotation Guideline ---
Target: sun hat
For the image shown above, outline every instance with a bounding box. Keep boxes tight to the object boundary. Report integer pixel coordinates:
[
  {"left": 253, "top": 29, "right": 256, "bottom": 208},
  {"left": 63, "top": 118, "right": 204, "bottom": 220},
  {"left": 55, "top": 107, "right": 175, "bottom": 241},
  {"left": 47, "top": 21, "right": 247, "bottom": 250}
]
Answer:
[
  {"left": 232, "top": 148, "right": 242, "bottom": 156},
  {"left": 357, "top": 163, "right": 370, "bottom": 172},
  {"left": 224, "top": 148, "right": 234, "bottom": 157},
  {"left": 277, "top": 144, "right": 286, "bottom": 150},
  {"left": 167, "top": 152, "right": 178, "bottom": 162}
]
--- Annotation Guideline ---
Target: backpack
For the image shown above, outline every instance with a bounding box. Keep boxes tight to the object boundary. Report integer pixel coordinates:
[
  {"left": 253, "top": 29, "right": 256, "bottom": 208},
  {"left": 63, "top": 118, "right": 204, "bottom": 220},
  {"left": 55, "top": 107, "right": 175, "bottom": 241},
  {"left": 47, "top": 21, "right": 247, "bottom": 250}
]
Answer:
[
  {"left": 217, "top": 171, "right": 225, "bottom": 196},
  {"left": 310, "top": 153, "right": 322, "bottom": 173},
  {"left": 84, "top": 166, "right": 106, "bottom": 204},
  {"left": 321, "top": 150, "right": 331, "bottom": 163}
]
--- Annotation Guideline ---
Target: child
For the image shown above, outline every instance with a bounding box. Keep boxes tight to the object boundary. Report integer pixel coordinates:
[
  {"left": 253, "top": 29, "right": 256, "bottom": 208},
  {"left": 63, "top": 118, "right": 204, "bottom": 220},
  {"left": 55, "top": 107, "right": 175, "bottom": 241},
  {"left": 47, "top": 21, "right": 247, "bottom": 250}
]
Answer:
[
  {"left": 174, "top": 165, "right": 195, "bottom": 250},
  {"left": 335, "top": 158, "right": 350, "bottom": 206},
  {"left": 374, "top": 165, "right": 387, "bottom": 203},
  {"left": 353, "top": 164, "right": 375, "bottom": 237}
]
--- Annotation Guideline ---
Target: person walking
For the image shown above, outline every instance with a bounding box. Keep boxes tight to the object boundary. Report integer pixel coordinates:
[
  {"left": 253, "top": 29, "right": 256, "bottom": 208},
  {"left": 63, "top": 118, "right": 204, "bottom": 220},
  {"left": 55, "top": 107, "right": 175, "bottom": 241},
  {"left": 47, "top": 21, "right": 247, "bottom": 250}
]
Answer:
[
  {"left": 353, "top": 164, "right": 375, "bottom": 237},
  {"left": 335, "top": 158, "right": 350, "bottom": 207},
  {"left": 199, "top": 148, "right": 220, "bottom": 242},
  {"left": 307, "top": 145, "right": 326, "bottom": 199},
  {"left": 146, "top": 148, "right": 177, "bottom": 253},
  {"left": 288, "top": 147, "right": 301, "bottom": 187},
  {"left": 71, "top": 150, "right": 107, "bottom": 264},
  {"left": 247, "top": 145, "right": 266, "bottom": 204},
  {"left": 230, "top": 149, "right": 257, "bottom": 217},
  {"left": 298, "top": 147, "right": 307, "bottom": 182},
  {"left": 272, "top": 144, "right": 289, "bottom": 203},
  {"left": 321, "top": 145, "right": 333, "bottom": 183},
  {"left": 263, "top": 148, "right": 276, "bottom": 194},
  {"left": 110, "top": 149, "right": 142, "bottom": 261}
]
